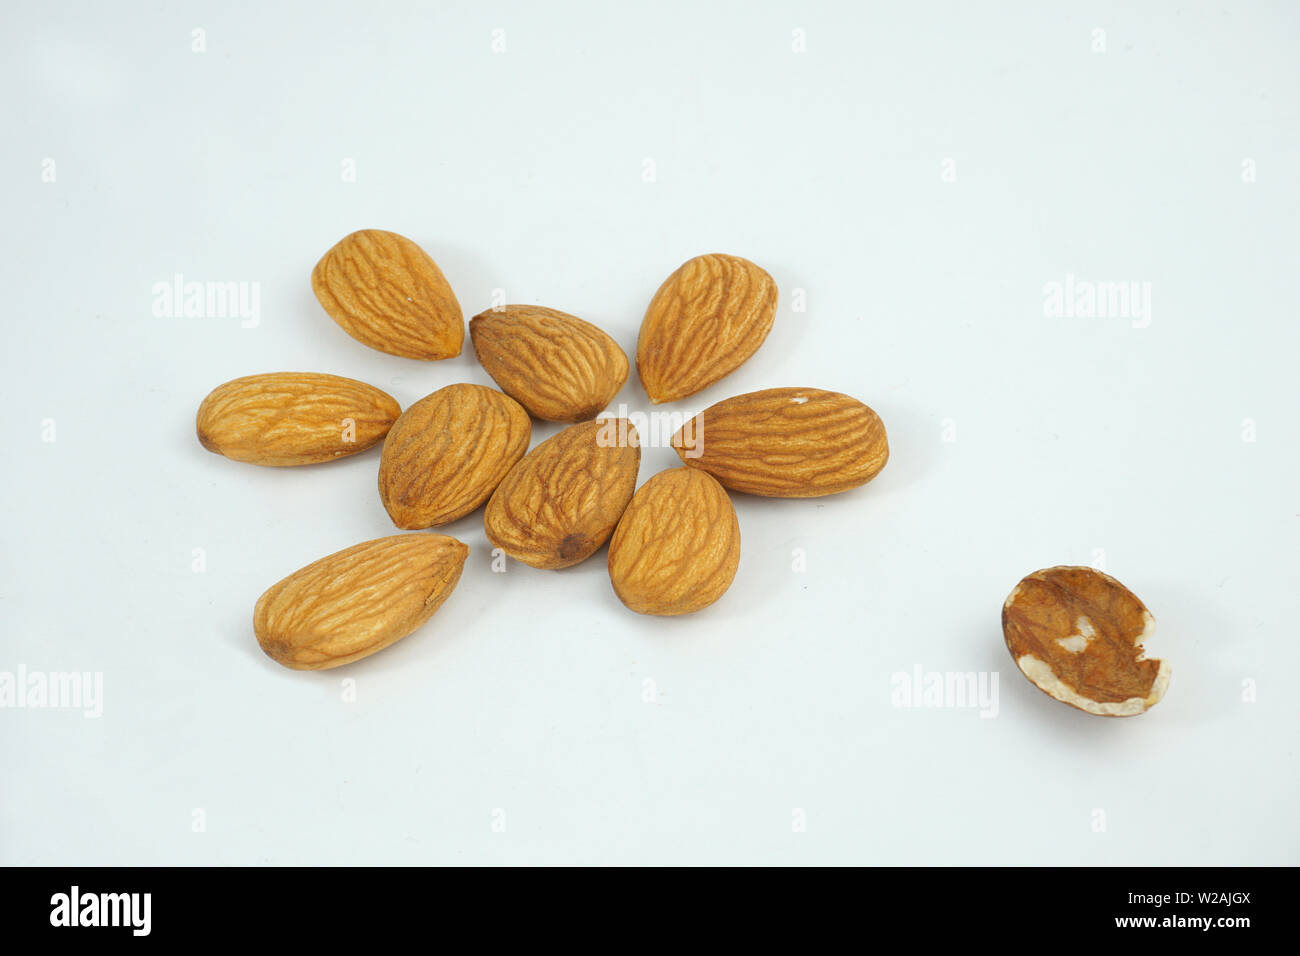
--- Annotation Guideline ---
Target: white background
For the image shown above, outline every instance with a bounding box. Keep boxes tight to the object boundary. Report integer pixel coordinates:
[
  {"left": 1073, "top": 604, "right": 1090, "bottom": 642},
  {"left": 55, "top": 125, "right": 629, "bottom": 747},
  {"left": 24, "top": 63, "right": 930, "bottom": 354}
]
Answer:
[{"left": 3, "top": 1, "right": 1297, "bottom": 865}]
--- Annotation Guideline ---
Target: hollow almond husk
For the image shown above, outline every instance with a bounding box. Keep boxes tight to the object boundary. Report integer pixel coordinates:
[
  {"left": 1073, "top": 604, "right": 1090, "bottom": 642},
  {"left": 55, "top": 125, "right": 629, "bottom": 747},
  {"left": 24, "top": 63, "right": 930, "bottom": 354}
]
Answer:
[{"left": 1002, "top": 566, "right": 1170, "bottom": 717}]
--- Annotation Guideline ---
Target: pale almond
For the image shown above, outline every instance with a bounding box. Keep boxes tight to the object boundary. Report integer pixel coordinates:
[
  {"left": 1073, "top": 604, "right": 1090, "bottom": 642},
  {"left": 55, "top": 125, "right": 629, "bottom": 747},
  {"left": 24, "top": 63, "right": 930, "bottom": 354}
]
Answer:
[
  {"left": 470, "top": 305, "right": 628, "bottom": 421},
  {"left": 254, "top": 533, "right": 468, "bottom": 670},
  {"left": 196, "top": 372, "right": 400, "bottom": 466},
  {"left": 637, "top": 254, "right": 777, "bottom": 404},
  {"left": 312, "top": 229, "right": 464, "bottom": 360},
  {"left": 671, "top": 387, "right": 888, "bottom": 497},
  {"left": 379, "top": 383, "right": 531, "bottom": 529}
]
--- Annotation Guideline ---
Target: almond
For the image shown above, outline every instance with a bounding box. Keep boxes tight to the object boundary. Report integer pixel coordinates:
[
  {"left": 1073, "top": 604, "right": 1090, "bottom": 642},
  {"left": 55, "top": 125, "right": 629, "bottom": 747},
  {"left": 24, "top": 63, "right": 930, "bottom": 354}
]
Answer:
[
  {"left": 311, "top": 229, "right": 464, "bottom": 360},
  {"left": 1002, "top": 566, "right": 1170, "bottom": 717},
  {"left": 485, "top": 419, "right": 640, "bottom": 569},
  {"left": 637, "top": 254, "right": 777, "bottom": 404},
  {"left": 254, "top": 533, "right": 468, "bottom": 670},
  {"left": 670, "top": 387, "right": 888, "bottom": 497},
  {"left": 469, "top": 305, "right": 629, "bottom": 422},
  {"left": 379, "top": 383, "right": 531, "bottom": 529},
  {"left": 196, "top": 372, "right": 401, "bottom": 466},
  {"left": 607, "top": 467, "right": 740, "bottom": 615}
]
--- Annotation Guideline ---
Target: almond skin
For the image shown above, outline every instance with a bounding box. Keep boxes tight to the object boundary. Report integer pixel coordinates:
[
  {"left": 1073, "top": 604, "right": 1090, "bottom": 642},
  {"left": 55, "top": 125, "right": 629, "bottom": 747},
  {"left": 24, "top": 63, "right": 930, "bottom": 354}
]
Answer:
[
  {"left": 607, "top": 467, "right": 740, "bottom": 615},
  {"left": 379, "top": 383, "right": 531, "bottom": 529},
  {"left": 254, "top": 533, "right": 469, "bottom": 670},
  {"left": 469, "top": 306, "right": 629, "bottom": 422},
  {"left": 670, "top": 387, "right": 888, "bottom": 497},
  {"left": 637, "top": 254, "right": 777, "bottom": 404},
  {"left": 1003, "top": 566, "right": 1170, "bottom": 717},
  {"left": 196, "top": 372, "right": 401, "bottom": 466},
  {"left": 311, "top": 229, "right": 464, "bottom": 360},
  {"left": 485, "top": 419, "right": 640, "bottom": 569}
]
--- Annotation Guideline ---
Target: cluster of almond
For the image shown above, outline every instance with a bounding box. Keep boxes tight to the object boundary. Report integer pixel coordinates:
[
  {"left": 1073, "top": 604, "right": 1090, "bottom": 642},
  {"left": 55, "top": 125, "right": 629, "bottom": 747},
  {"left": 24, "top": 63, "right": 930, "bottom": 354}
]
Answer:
[{"left": 196, "top": 229, "right": 889, "bottom": 671}]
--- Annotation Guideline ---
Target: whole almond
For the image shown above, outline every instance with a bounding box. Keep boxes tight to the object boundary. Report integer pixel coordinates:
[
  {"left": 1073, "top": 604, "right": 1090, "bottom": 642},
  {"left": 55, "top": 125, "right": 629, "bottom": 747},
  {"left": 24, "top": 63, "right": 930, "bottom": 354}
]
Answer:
[
  {"left": 671, "top": 387, "right": 888, "bottom": 497},
  {"left": 607, "top": 467, "right": 740, "bottom": 615},
  {"left": 485, "top": 418, "right": 640, "bottom": 569},
  {"left": 469, "top": 305, "right": 629, "bottom": 421},
  {"left": 311, "top": 229, "right": 464, "bottom": 360},
  {"left": 196, "top": 372, "right": 401, "bottom": 466},
  {"left": 637, "top": 253, "right": 777, "bottom": 404},
  {"left": 1003, "top": 566, "right": 1170, "bottom": 717},
  {"left": 254, "top": 533, "right": 469, "bottom": 670},
  {"left": 379, "top": 383, "right": 531, "bottom": 529}
]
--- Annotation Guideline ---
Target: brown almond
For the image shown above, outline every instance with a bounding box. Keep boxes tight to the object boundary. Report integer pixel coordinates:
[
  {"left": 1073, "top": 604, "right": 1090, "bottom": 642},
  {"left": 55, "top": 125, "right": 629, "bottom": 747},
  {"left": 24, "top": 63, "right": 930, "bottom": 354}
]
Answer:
[
  {"left": 485, "top": 418, "right": 640, "bottom": 569},
  {"left": 196, "top": 372, "right": 401, "bottom": 466},
  {"left": 469, "top": 305, "right": 629, "bottom": 422},
  {"left": 670, "top": 387, "right": 888, "bottom": 497},
  {"left": 607, "top": 467, "right": 740, "bottom": 615},
  {"left": 311, "top": 229, "right": 464, "bottom": 360},
  {"left": 379, "top": 383, "right": 531, "bottom": 529},
  {"left": 254, "top": 533, "right": 469, "bottom": 670},
  {"left": 1003, "top": 566, "right": 1170, "bottom": 717},
  {"left": 637, "top": 254, "right": 777, "bottom": 404}
]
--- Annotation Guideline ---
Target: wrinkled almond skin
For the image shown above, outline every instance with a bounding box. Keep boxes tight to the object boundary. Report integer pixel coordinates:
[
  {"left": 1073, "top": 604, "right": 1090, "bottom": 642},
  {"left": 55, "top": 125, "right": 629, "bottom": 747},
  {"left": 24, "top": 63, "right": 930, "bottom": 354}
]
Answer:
[
  {"left": 254, "top": 533, "right": 468, "bottom": 670},
  {"left": 607, "top": 467, "right": 740, "bottom": 616},
  {"left": 196, "top": 372, "right": 401, "bottom": 466},
  {"left": 1002, "top": 566, "right": 1170, "bottom": 717},
  {"left": 637, "top": 254, "right": 777, "bottom": 404},
  {"left": 312, "top": 229, "right": 464, "bottom": 360},
  {"left": 379, "top": 383, "right": 531, "bottom": 529},
  {"left": 485, "top": 419, "right": 640, "bottom": 569},
  {"left": 469, "top": 306, "right": 629, "bottom": 422},
  {"left": 670, "top": 387, "right": 888, "bottom": 497}
]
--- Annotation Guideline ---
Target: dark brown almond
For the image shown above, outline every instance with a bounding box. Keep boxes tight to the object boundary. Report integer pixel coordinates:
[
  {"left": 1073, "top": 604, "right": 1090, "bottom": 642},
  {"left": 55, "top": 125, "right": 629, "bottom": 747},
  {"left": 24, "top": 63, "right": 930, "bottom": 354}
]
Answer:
[{"left": 484, "top": 419, "right": 640, "bottom": 569}]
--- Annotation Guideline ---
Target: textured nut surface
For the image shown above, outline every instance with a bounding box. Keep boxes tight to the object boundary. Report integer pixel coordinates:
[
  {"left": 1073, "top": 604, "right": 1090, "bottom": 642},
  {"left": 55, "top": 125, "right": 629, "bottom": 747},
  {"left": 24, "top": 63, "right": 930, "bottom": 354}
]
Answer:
[
  {"left": 637, "top": 254, "right": 777, "bottom": 404},
  {"left": 470, "top": 305, "right": 629, "bottom": 422},
  {"left": 670, "top": 387, "right": 888, "bottom": 497},
  {"left": 1002, "top": 566, "right": 1169, "bottom": 717},
  {"left": 196, "top": 372, "right": 401, "bottom": 466},
  {"left": 254, "top": 533, "right": 468, "bottom": 670},
  {"left": 379, "top": 383, "right": 531, "bottom": 529},
  {"left": 311, "top": 229, "right": 464, "bottom": 360},
  {"left": 607, "top": 467, "right": 740, "bottom": 615},
  {"left": 485, "top": 419, "right": 640, "bottom": 569}
]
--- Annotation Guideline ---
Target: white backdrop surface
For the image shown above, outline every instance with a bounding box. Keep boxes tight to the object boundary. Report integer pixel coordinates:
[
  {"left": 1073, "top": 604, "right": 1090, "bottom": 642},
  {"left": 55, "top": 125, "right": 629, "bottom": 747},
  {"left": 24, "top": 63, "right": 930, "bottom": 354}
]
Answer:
[{"left": 2, "top": 1, "right": 1297, "bottom": 865}]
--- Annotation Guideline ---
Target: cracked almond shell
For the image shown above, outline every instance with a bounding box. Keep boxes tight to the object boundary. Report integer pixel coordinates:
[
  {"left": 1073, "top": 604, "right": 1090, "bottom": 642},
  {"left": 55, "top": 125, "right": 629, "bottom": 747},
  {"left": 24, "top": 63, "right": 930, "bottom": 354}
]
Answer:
[
  {"left": 1002, "top": 566, "right": 1170, "bottom": 717},
  {"left": 311, "top": 229, "right": 464, "bottom": 360},
  {"left": 196, "top": 372, "right": 401, "bottom": 466},
  {"left": 379, "top": 383, "right": 531, "bottom": 529},
  {"left": 670, "top": 387, "right": 888, "bottom": 497},
  {"left": 469, "top": 305, "right": 629, "bottom": 422},
  {"left": 607, "top": 466, "right": 740, "bottom": 615},
  {"left": 637, "top": 253, "right": 777, "bottom": 403},
  {"left": 254, "top": 533, "right": 468, "bottom": 670},
  {"left": 485, "top": 418, "right": 640, "bottom": 569}
]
